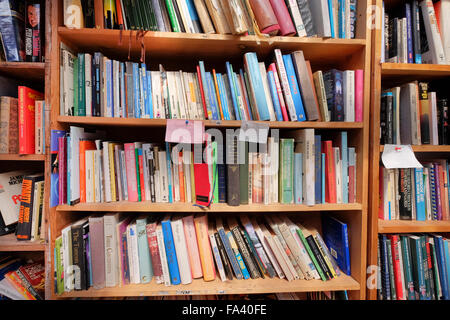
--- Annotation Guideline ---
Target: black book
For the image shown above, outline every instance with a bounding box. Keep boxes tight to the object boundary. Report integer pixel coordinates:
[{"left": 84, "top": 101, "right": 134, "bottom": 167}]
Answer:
[
  {"left": 239, "top": 141, "right": 249, "bottom": 205},
  {"left": 226, "top": 131, "right": 240, "bottom": 206},
  {"left": 323, "top": 69, "right": 344, "bottom": 122},
  {"left": 379, "top": 235, "right": 392, "bottom": 300},
  {"left": 306, "top": 235, "right": 332, "bottom": 280},
  {"left": 381, "top": 92, "right": 394, "bottom": 144},
  {"left": 137, "top": 0, "right": 151, "bottom": 30},
  {"left": 171, "top": 0, "right": 186, "bottom": 32},
  {"left": 71, "top": 219, "right": 88, "bottom": 291},
  {"left": 122, "top": 0, "right": 135, "bottom": 30},
  {"left": 388, "top": 18, "right": 398, "bottom": 62},
  {"left": 214, "top": 232, "right": 234, "bottom": 280},
  {"left": 418, "top": 82, "right": 430, "bottom": 145},
  {"left": 82, "top": 221, "right": 91, "bottom": 288},
  {"left": 240, "top": 227, "right": 265, "bottom": 279},
  {"left": 231, "top": 225, "right": 260, "bottom": 279},
  {"left": 384, "top": 11, "right": 390, "bottom": 61},
  {"left": 437, "top": 98, "right": 449, "bottom": 145},
  {"left": 295, "top": 0, "right": 315, "bottom": 37},
  {"left": 25, "top": 1, "right": 44, "bottom": 62},
  {"left": 0, "top": 0, "right": 25, "bottom": 62},
  {"left": 81, "top": 0, "right": 95, "bottom": 28},
  {"left": 399, "top": 168, "right": 413, "bottom": 220},
  {"left": 130, "top": 0, "right": 143, "bottom": 29},
  {"left": 411, "top": 0, "right": 422, "bottom": 64},
  {"left": 148, "top": 148, "right": 156, "bottom": 203},
  {"left": 408, "top": 236, "right": 421, "bottom": 300}
]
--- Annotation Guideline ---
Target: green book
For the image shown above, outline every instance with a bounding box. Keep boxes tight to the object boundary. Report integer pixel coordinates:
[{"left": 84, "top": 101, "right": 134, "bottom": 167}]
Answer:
[
  {"left": 239, "top": 141, "right": 249, "bottom": 204},
  {"left": 137, "top": 0, "right": 150, "bottom": 30},
  {"left": 296, "top": 227, "right": 326, "bottom": 281},
  {"left": 135, "top": 147, "right": 142, "bottom": 202},
  {"left": 400, "top": 235, "right": 416, "bottom": 300},
  {"left": 143, "top": 0, "right": 157, "bottom": 31},
  {"left": 429, "top": 240, "right": 442, "bottom": 300},
  {"left": 73, "top": 57, "right": 79, "bottom": 116},
  {"left": 279, "top": 139, "right": 294, "bottom": 204},
  {"left": 78, "top": 53, "right": 86, "bottom": 117},
  {"left": 123, "top": 0, "right": 136, "bottom": 30},
  {"left": 385, "top": 238, "right": 397, "bottom": 300},
  {"left": 212, "top": 141, "right": 218, "bottom": 204},
  {"left": 164, "top": 0, "right": 181, "bottom": 32},
  {"left": 55, "top": 236, "right": 64, "bottom": 294},
  {"left": 130, "top": 0, "right": 143, "bottom": 28},
  {"left": 409, "top": 235, "right": 426, "bottom": 300}
]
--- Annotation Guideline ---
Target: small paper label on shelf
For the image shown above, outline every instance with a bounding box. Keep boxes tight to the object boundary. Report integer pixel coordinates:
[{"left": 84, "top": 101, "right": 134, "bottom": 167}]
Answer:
[
  {"left": 165, "top": 120, "right": 205, "bottom": 144},
  {"left": 381, "top": 145, "right": 423, "bottom": 169}
]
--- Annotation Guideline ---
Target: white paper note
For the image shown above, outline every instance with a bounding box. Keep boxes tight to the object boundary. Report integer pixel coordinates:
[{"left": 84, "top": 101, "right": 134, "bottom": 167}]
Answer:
[{"left": 381, "top": 145, "right": 423, "bottom": 169}]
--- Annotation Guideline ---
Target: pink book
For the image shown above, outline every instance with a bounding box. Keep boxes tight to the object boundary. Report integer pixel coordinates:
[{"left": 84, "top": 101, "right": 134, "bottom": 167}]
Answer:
[
  {"left": 116, "top": 216, "right": 132, "bottom": 286},
  {"left": 182, "top": 215, "right": 203, "bottom": 279},
  {"left": 89, "top": 216, "right": 106, "bottom": 289},
  {"left": 146, "top": 222, "right": 164, "bottom": 283},
  {"left": 355, "top": 69, "right": 364, "bottom": 123},
  {"left": 268, "top": 63, "right": 289, "bottom": 121},
  {"left": 124, "top": 143, "right": 138, "bottom": 202}
]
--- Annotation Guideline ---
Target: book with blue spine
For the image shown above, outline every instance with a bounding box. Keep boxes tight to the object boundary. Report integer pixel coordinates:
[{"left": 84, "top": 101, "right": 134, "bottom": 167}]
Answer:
[
  {"left": 185, "top": 0, "right": 202, "bottom": 32},
  {"left": 415, "top": 168, "right": 426, "bottom": 221},
  {"left": 379, "top": 235, "right": 391, "bottom": 300},
  {"left": 314, "top": 135, "right": 322, "bottom": 204},
  {"left": 141, "top": 64, "right": 149, "bottom": 118},
  {"left": 161, "top": 216, "right": 181, "bottom": 285},
  {"left": 50, "top": 130, "right": 66, "bottom": 207},
  {"left": 206, "top": 72, "right": 220, "bottom": 120},
  {"left": 444, "top": 239, "right": 450, "bottom": 298},
  {"left": 120, "top": 62, "right": 126, "bottom": 118},
  {"left": 340, "top": 132, "right": 348, "bottom": 204},
  {"left": 226, "top": 231, "right": 250, "bottom": 279},
  {"left": 282, "top": 54, "right": 306, "bottom": 122},
  {"left": 217, "top": 149, "right": 226, "bottom": 203},
  {"left": 105, "top": 59, "right": 113, "bottom": 117},
  {"left": 239, "top": 69, "right": 252, "bottom": 120},
  {"left": 328, "top": 0, "right": 336, "bottom": 38},
  {"left": 216, "top": 218, "right": 243, "bottom": 279},
  {"left": 409, "top": 235, "right": 427, "bottom": 300},
  {"left": 225, "top": 62, "right": 240, "bottom": 120},
  {"left": 245, "top": 52, "right": 270, "bottom": 121},
  {"left": 322, "top": 215, "right": 351, "bottom": 275},
  {"left": 217, "top": 74, "right": 231, "bottom": 120},
  {"left": 294, "top": 153, "right": 303, "bottom": 204},
  {"left": 146, "top": 70, "right": 153, "bottom": 119},
  {"left": 322, "top": 153, "right": 326, "bottom": 204},
  {"left": 165, "top": 142, "right": 173, "bottom": 203},
  {"left": 267, "top": 70, "right": 283, "bottom": 121},
  {"left": 136, "top": 217, "right": 153, "bottom": 283},
  {"left": 199, "top": 61, "right": 213, "bottom": 119},
  {"left": 434, "top": 235, "right": 450, "bottom": 300},
  {"left": 404, "top": 3, "right": 414, "bottom": 64},
  {"left": 132, "top": 63, "right": 141, "bottom": 118},
  {"left": 338, "top": 0, "right": 346, "bottom": 38}
]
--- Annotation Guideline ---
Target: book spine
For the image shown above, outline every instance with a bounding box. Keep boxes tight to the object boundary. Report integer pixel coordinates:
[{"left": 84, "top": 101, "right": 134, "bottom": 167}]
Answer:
[
  {"left": 161, "top": 220, "right": 181, "bottom": 285},
  {"left": 214, "top": 232, "right": 233, "bottom": 280},
  {"left": 227, "top": 231, "right": 250, "bottom": 279},
  {"left": 405, "top": 3, "right": 414, "bottom": 64},
  {"left": 274, "top": 49, "right": 297, "bottom": 121},
  {"left": 146, "top": 224, "right": 163, "bottom": 283},
  {"left": 218, "top": 228, "right": 243, "bottom": 279}
]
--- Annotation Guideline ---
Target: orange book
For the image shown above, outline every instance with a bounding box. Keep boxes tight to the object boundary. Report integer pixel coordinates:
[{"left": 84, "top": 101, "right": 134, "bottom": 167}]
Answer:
[
  {"left": 115, "top": 0, "right": 124, "bottom": 29},
  {"left": 79, "top": 140, "right": 96, "bottom": 203},
  {"left": 5, "top": 271, "right": 36, "bottom": 300},
  {"left": 182, "top": 215, "right": 203, "bottom": 278},
  {"left": 322, "top": 140, "right": 336, "bottom": 204},
  {"left": 212, "top": 70, "right": 225, "bottom": 120},
  {"left": 194, "top": 214, "right": 215, "bottom": 281},
  {"left": 178, "top": 151, "right": 185, "bottom": 202},
  {"left": 435, "top": 1, "right": 442, "bottom": 32}
]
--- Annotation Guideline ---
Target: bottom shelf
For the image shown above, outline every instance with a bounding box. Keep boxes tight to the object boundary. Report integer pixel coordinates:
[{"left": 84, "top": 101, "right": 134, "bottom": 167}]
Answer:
[
  {"left": 378, "top": 219, "right": 450, "bottom": 233},
  {"left": 0, "top": 233, "right": 45, "bottom": 252},
  {"left": 55, "top": 274, "right": 359, "bottom": 298}
]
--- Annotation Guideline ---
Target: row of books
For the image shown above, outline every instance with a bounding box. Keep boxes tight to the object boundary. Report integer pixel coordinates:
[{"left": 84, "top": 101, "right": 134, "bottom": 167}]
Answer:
[
  {"left": 0, "top": 0, "right": 44, "bottom": 62},
  {"left": 50, "top": 127, "right": 357, "bottom": 208},
  {"left": 379, "top": 161, "right": 450, "bottom": 221},
  {"left": 60, "top": 46, "right": 364, "bottom": 122},
  {"left": 66, "top": 0, "right": 357, "bottom": 39},
  {"left": 378, "top": 233, "right": 450, "bottom": 300},
  {"left": 381, "top": 82, "right": 449, "bottom": 146},
  {"left": 55, "top": 212, "right": 350, "bottom": 294},
  {"left": 0, "top": 256, "right": 45, "bottom": 300},
  {"left": 381, "top": 0, "right": 450, "bottom": 65},
  {"left": 0, "top": 170, "right": 45, "bottom": 240},
  {"left": 0, "top": 87, "right": 46, "bottom": 155}
]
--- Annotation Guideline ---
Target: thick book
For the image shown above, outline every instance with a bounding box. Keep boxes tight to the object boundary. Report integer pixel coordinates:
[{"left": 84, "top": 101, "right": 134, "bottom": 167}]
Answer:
[
  {"left": 70, "top": 219, "right": 88, "bottom": 291},
  {"left": 226, "top": 130, "right": 240, "bottom": 206},
  {"left": 171, "top": 216, "right": 193, "bottom": 284},
  {"left": 418, "top": 82, "right": 431, "bottom": 145},
  {"left": 145, "top": 220, "right": 164, "bottom": 284},
  {"left": 161, "top": 215, "right": 181, "bottom": 285},
  {"left": 208, "top": 220, "right": 227, "bottom": 282},
  {"left": 248, "top": 0, "right": 280, "bottom": 35},
  {"left": 194, "top": 214, "right": 215, "bottom": 281},
  {"left": 308, "top": 0, "right": 331, "bottom": 37},
  {"left": 420, "top": 0, "right": 446, "bottom": 64},
  {"left": 216, "top": 216, "right": 242, "bottom": 279},
  {"left": 268, "top": 0, "right": 295, "bottom": 36},
  {"left": 279, "top": 139, "right": 294, "bottom": 204},
  {"left": 0, "top": 97, "right": 18, "bottom": 154},
  {"left": 323, "top": 69, "right": 344, "bottom": 121},
  {"left": 296, "top": 0, "right": 315, "bottom": 36},
  {"left": 18, "top": 87, "right": 44, "bottom": 154},
  {"left": 0, "top": 0, "right": 25, "bottom": 61},
  {"left": 89, "top": 216, "right": 106, "bottom": 289},
  {"left": 16, "top": 174, "right": 44, "bottom": 240},
  {"left": 182, "top": 215, "right": 203, "bottom": 279},
  {"left": 321, "top": 215, "right": 351, "bottom": 276},
  {"left": 136, "top": 216, "right": 153, "bottom": 284}
]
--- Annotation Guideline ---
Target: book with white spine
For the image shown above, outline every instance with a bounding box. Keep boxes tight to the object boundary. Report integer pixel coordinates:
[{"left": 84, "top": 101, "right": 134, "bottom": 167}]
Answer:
[
  {"left": 171, "top": 216, "right": 193, "bottom": 284},
  {"left": 343, "top": 70, "right": 355, "bottom": 122},
  {"left": 104, "top": 214, "right": 120, "bottom": 287},
  {"left": 85, "top": 150, "right": 95, "bottom": 203},
  {"left": 156, "top": 222, "right": 171, "bottom": 286},
  {"left": 420, "top": 0, "right": 446, "bottom": 64}
]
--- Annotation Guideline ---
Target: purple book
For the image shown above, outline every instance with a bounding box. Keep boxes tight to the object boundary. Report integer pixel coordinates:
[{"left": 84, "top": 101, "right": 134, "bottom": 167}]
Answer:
[
  {"left": 88, "top": 216, "right": 105, "bottom": 289},
  {"left": 434, "top": 163, "right": 443, "bottom": 220},
  {"left": 117, "top": 217, "right": 133, "bottom": 285}
]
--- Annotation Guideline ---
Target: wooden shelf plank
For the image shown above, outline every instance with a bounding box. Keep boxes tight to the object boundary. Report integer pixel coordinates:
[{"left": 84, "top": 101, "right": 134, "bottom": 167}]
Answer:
[
  {"left": 380, "top": 145, "right": 450, "bottom": 153},
  {"left": 55, "top": 274, "right": 360, "bottom": 298},
  {"left": 0, "top": 233, "right": 45, "bottom": 252},
  {"left": 56, "top": 202, "right": 362, "bottom": 213},
  {"left": 381, "top": 63, "right": 450, "bottom": 85},
  {"left": 0, "top": 154, "right": 46, "bottom": 161},
  {"left": 57, "top": 116, "right": 364, "bottom": 129},
  {"left": 378, "top": 220, "right": 450, "bottom": 233},
  {"left": 0, "top": 62, "right": 45, "bottom": 82}
]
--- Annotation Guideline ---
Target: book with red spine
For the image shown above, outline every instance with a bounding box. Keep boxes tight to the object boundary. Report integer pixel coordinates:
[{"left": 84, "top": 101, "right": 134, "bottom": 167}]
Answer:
[
  {"left": 355, "top": 69, "right": 364, "bottom": 122},
  {"left": 196, "top": 65, "right": 208, "bottom": 120},
  {"left": 18, "top": 86, "right": 44, "bottom": 154},
  {"left": 58, "top": 137, "right": 67, "bottom": 205},
  {"left": 322, "top": 140, "right": 337, "bottom": 203},
  {"left": 268, "top": 63, "right": 289, "bottom": 121},
  {"left": 268, "top": 0, "right": 296, "bottom": 36},
  {"left": 178, "top": 151, "right": 186, "bottom": 202},
  {"left": 18, "top": 262, "right": 45, "bottom": 300},
  {"left": 145, "top": 221, "right": 164, "bottom": 284},
  {"left": 194, "top": 163, "right": 211, "bottom": 206},
  {"left": 389, "top": 234, "right": 406, "bottom": 300},
  {"left": 124, "top": 143, "right": 138, "bottom": 202},
  {"left": 5, "top": 271, "right": 36, "bottom": 300}
]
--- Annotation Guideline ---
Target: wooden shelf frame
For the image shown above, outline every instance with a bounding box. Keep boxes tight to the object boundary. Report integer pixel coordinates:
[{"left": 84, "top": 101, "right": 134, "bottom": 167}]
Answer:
[
  {"left": 0, "top": 154, "right": 46, "bottom": 161},
  {"left": 0, "top": 233, "right": 45, "bottom": 252},
  {"left": 47, "top": 0, "right": 373, "bottom": 300},
  {"left": 367, "top": 0, "right": 450, "bottom": 300},
  {"left": 0, "top": 62, "right": 45, "bottom": 82}
]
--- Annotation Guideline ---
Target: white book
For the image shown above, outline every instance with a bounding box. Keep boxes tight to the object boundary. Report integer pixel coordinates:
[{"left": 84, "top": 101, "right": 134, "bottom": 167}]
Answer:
[
  {"left": 286, "top": 0, "right": 307, "bottom": 37},
  {"left": 85, "top": 150, "right": 95, "bottom": 203},
  {"left": 159, "top": 151, "right": 169, "bottom": 202},
  {"left": 172, "top": 152, "right": 180, "bottom": 202},
  {"left": 272, "top": 231, "right": 296, "bottom": 281},
  {"left": 182, "top": 72, "right": 195, "bottom": 119},
  {"left": 345, "top": 0, "right": 351, "bottom": 39},
  {"left": 258, "top": 62, "right": 276, "bottom": 121},
  {"left": 119, "top": 150, "right": 128, "bottom": 201},
  {"left": 420, "top": 0, "right": 447, "bottom": 64},
  {"left": 62, "top": 46, "right": 75, "bottom": 116},
  {"left": 268, "top": 137, "right": 279, "bottom": 204},
  {"left": 381, "top": 2, "right": 385, "bottom": 62},
  {"left": 402, "top": 18, "right": 408, "bottom": 63},
  {"left": 343, "top": 70, "right": 355, "bottom": 122},
  {"left": 334, "top": 147, "right": 343, "bottom": 204},
  {"left": 274, "top": 49, "right": 297, "bottom": 121},
  {"left": 429, "top": 92, "right": 439, "bottom": 145},
  {"left": 184, "top": 151, "right": 192, "bottom": 203},
  {"left": 85, "top": 53, "right": 92, "bottom": 117},
  {"left": 439, "top": 0, "right": 450, "bottom": 64},
  {"left": 94, "top": 149, "right": 102, "bottom": 203},
  {"left": 30, "top": 181, "right": 44, "bottom": 241},
  {"left": 151, "top": 71, "right": 163, "bottom": 119},
  {"left": 167, "top": 72, "right": 179, "bottom": 119},
  {"left": 308, "top": 0, "right": 331, "bottom": 37},
  {"left": 171, "top": 217, "right": 193, "bottom": 284},
  {"left": 382, "top": 168, "right": 389, "bottom": 220},
  {"left": 176, "top": 0, "right": 196, "bottom": 33},
  {"left": 396, "top": 238, "right": 407, "bottom": 300},
  {"left": 0, "top": 278, "right": 26, "bottom": 300},
  {"left": 175, "top": 71, "right": 188, "bottom": 119},
  {"left": 104, "top": 214, "right": 120, "bottom": 287},
  {"left": 142, "top": 144, "right": 153, "bottom": 201},
  {"left": 156, "top": 223, "right": 171, "bottom": 286},
  {"left": 192, "top": 73, "right": 205, "bottom": 119},
  {"left": 291, "top": 129, "right": 315, "bottom": 206},
  {"left": 398, "top": 19, "right": 405, "bottom": 63},
  {"left": 102, "top": 141, "right": 112, "bottom": 202},
  {"left": 61, "top": 225, "right": 73, "bottom": 292},
  {"left": 127, "top": 222, "right": 141, "bottom": 284}
]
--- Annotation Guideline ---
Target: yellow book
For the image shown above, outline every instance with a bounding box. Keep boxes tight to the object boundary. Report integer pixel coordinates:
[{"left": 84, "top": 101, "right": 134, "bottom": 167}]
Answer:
[{"left": 108, "top": 142, "right": 117, "bottom": 202}]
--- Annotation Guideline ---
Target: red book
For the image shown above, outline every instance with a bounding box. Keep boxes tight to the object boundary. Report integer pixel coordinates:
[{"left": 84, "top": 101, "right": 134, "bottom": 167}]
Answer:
[
  {"left": 79, "top": 140, "right": 96, "bottom": 203},
  {"left": 138, "top": 150, "right": 145, "bottom": 202},
  {"left": 18, "top": 87, "right": 44, "bottom": 154},
  {"left": 194, "top": 163, "right": 211, "bottom": 206},
  {"left": 145, "top": 222, "right": 163, "bottom": 283},
  {"left": 268, "top": 63, "right": 289, "bottom": 121},
  {"left": 322, "top": 140, "right": 336, "bottom": 203},
  {"left": 58, "top": 136, "right": 67, "bottom": 205},
  {"left": 249, "top": 0, "right": 280, "bottom": 36},
  {"left": 348, "top": 159, "right": 356, "bottom": 204},
  {"left": 196, "top": 65, "right": 208, "bottom": 119},
  {"left": 389, "top": 235, "right": 405, "bottom": 300},
  {"left": 268, "top": 0, "right": 296, "bottom": 36},
  {"left": 355, "top": 70, "right": 364, "bottom": 122},
  {"left": 124, "top": 143, "right": 138, "bottom": 202},
  {"left": 115, "top": 0, "right": 125, "bottom": 29},
  {"left": 18, "top": 262, "right": 45, "bottom": 299}
]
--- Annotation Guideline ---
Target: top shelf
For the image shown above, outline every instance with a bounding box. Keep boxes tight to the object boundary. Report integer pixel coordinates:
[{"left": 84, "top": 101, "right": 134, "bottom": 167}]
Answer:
[{"left": 0, "top": 62, "right": 45, "bottom": 82}]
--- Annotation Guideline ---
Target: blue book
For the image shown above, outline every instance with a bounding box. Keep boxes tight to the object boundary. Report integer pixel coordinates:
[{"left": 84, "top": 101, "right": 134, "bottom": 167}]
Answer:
[
  {"left": 314, "top": 136, "right": 322, "bottom": 204},
  {"left": 267, "top": 70, "right": 283, "bottom": 121},
  {"left": 146, "top": 70, "right": 153, "bottom": 119},
  {"left": 409, "top": 235, "right": 427, "bottom": 300},
  {"left": 415, "top": 168, "right": 426, "bottom": 221},
  {"left": 294, "top": 153, "right": 303, "bottom": 204},
  {"left": 199, "top": 61, "right": 213, "bottom": 119},
  {"left": 340, "top": 132, "right": 348, "bottom": 204},
  {"left": 227, "top": 231, "right": 250, "bottom": 279},
  {"left": 120, "top": 63, "right": 126, "bottom": 118},
  {"left": 322, "top": 153, "right": 326, "bottom": 204},
  {"left": 404, "top": 3, "right": 414, "bottom": 64},
  {"left": 282, "top": 54, "right": 306, "bottom": 121},
  {"left": 239, "top": 69, "right": 252, "bottom": 120},
  {"left": 132, "top": 63, "right": 141, "bottom": 118},
  {"left": 217, "top": 74, "right": 231, "bottom": 120},
  {"left": 322, "top": 215, "right": 351, "bottom": 276},
  {"left": 50, "top": 130, "right": 66, "bottom": 208},
  {"left": 206, "top": 72, "right": 220, "bottom": 120},
  {"left": 328, "top": 0, "right": 336, "bottom": 38},
  {"left": 379, "top": 235, "right": 391, "bottom": 300},
  {"left": 217, "top": 226, "right": 243, "bottom": 279},
  {"left": 105, "top": 59, "right": 113, "bottom": 117},
  {"left": 141, "top": 64, "right": 149, "bottom": 118},
  {"left": 136, "top": 217, "right": 153, "bottom": 284},
  {"left": 338, "top": 0, "right": 346, "bottom": 38},
  {"left": 444, "top": 239, "right": 450, "bottom": 298},
  {"left": 225, "top": 62, "right": 240, "bottom": 120},
  {"left": 185, "top": 0, "right": 201, "bottom": 32},
  {"left": 434, "top": 235, "right": 450, "bottom": 300},
  {"left": 245, "top": 52, "right": 270, "bottom": 120},
  {"left": 165, "top": 142, "right": 173, "bottom": 203},
  {"left": 161, "top": 217, "right": 181, "bottom": 285}
]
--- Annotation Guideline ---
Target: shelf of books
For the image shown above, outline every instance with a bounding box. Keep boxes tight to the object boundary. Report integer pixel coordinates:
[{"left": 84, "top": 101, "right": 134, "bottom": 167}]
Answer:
[
  {"left": 47, "top": 0, "right": 372, "bottom": 300},
  {"left": 368, "top": 0, "right": 450, "bottom": 300}
]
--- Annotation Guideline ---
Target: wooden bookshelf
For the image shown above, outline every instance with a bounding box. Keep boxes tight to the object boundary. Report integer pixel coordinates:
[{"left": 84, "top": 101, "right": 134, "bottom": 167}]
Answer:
[
  {"left": 0, "top": 233, "right": 45, "bottom": 252},
  {"left": 0, "top": 62, "right": 45, "bottom": 82},
  {"left": 46, "top": 0, "right": 373, "bottom": 300},
  {"left": 367, "top": 0, "right": 450, "bottom": 300},
  {"left": 0, "top": 154, "right": 46, "bottom": 161}
]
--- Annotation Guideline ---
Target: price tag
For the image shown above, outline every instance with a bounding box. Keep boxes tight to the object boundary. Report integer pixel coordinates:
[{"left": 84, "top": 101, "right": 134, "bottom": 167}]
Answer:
[{"left": 381, "top": 145, "right": 423, "bottom": 169}]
